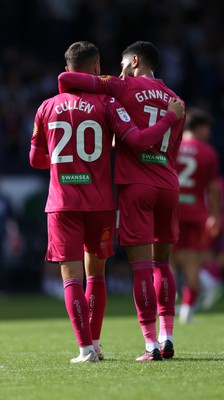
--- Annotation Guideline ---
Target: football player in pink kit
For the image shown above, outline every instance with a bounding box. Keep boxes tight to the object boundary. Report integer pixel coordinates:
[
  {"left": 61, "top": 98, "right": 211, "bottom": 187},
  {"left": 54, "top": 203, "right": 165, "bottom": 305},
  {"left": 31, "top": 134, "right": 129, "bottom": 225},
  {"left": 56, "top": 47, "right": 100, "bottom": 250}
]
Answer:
[
  {"left": 29, "top": 41, "right": 183, "bottom": 363},
  {"left": 171, "top": 108, "right": 221, "bottom": 323},
  {"left": 58, "top": 41, "right": 185, "bottom": 361}
]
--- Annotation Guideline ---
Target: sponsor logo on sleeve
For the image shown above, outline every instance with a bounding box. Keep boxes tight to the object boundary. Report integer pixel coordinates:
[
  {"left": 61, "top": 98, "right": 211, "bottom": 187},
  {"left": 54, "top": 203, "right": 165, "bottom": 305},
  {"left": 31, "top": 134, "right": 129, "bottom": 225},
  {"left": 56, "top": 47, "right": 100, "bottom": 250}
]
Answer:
[
  {"left": 116, "top": 108, "right": 131, "bottom": 122},
  {"left": 98, "top": 75, "right": 112, "bottom": 82},
  {"left": 32, "top": 123, "right": 38, "bottom": 137}
]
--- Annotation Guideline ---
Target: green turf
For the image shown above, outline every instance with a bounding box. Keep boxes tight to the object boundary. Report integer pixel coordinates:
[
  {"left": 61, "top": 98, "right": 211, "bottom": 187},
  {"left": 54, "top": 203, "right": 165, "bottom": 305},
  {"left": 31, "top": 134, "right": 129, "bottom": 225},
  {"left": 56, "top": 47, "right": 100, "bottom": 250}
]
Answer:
[{"left": 0, "top": 294, "right": 224, "bottom": 400}]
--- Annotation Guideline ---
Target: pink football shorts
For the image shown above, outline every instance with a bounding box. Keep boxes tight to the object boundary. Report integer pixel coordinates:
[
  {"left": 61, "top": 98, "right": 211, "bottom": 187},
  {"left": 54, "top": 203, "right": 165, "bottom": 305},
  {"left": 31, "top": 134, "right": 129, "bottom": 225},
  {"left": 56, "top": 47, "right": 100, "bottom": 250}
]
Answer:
[
  {"left": 173, "top": 220, "right": 210, "bottom": 251},
  {"left": 116, "top": 184, "right": 179, "bottom": 246},
  {"left": 46, "top": 210, "right": 115, "bottom": 262}
]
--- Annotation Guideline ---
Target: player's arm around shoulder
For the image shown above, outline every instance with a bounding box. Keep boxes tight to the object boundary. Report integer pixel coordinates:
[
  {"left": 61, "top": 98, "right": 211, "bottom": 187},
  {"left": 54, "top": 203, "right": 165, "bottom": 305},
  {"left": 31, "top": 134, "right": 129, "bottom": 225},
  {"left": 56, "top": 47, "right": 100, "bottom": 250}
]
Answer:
[
  {"left": 106, "top": 97, "right": 185, "bottom": 151},
  {"left": 58, "top": 71, "right": 128, "bottom": 98}
]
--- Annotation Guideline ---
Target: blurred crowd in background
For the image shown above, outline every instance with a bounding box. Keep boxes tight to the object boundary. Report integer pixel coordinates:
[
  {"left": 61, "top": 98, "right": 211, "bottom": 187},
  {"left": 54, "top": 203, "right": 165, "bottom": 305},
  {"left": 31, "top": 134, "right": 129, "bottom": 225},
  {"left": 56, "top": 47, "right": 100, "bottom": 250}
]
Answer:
[{"left": 0, "top": 0, "right": 224, "bottom": 305}]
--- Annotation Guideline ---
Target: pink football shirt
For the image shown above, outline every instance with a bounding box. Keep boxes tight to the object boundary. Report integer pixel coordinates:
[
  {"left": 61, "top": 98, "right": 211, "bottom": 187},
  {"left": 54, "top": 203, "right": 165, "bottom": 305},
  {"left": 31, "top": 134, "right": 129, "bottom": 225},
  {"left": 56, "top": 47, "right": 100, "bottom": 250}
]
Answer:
[
  {"left": 30, "top": 91, "right": 177, "bottom": 212},
  {"left": 31, "top": 92, "right": 129, "bottom": 212},
  {"left": 58, "top": 73, "right": 185, "bottom": 190},
  {"left": 176, "top": 136, "right": 220, "bottom": 222}
]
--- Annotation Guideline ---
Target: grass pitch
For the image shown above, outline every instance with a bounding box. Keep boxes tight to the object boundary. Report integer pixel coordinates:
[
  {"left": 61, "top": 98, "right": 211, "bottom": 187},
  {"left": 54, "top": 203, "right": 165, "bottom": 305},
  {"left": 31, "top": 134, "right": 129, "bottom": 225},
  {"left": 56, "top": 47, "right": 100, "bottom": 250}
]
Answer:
[{"left": 0, "top": 293, "right": 224, "bottom": 400}]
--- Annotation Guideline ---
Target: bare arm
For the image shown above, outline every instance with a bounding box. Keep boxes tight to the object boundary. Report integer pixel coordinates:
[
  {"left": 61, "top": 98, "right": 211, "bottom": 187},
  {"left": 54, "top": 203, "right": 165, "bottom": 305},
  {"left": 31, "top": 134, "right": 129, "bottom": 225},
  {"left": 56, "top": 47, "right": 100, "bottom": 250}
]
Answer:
[{"left": 206, "top": 179, "right": 221, "bottom": 237}]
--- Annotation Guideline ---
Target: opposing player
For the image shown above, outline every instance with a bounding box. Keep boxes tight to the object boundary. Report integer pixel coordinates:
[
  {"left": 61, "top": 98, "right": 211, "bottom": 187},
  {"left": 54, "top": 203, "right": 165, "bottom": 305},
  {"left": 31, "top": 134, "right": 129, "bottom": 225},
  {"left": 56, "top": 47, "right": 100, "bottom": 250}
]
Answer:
[
  {"left": 171, "top": 108, "right": 221, "bottom": 323},
  {"left": 29, "top": 41, "right": 183, "bottom": 363},
  {"left": 58, "top": 41, "right": 185, "bottom": 360}
]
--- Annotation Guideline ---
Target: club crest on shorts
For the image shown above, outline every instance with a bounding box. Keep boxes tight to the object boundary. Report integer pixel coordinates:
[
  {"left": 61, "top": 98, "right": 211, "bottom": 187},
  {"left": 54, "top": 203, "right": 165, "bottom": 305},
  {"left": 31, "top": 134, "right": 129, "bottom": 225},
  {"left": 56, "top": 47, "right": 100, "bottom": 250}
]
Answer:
[{"left": 116, "top": 108, "right": 131, "bottom": 122}]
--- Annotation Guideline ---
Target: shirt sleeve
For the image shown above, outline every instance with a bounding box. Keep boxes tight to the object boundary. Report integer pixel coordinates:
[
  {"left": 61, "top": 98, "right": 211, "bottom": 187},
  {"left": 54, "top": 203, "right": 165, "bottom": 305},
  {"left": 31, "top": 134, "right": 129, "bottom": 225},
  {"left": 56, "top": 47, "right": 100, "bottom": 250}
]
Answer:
[
  {"left": 125, "top": 112, "right": 178, "bottom": 150},
  {"left": 106, "top": 99, "right": 178, "bottom": 151},
  {"left": 29, "top": 147, "right": 50, "bottom": 169},
  {"left": 58, "top": 72, "right": 126, "bottom": 99},
  {"left": 29, "top": 108, "right": 50, "bottom": 169}
]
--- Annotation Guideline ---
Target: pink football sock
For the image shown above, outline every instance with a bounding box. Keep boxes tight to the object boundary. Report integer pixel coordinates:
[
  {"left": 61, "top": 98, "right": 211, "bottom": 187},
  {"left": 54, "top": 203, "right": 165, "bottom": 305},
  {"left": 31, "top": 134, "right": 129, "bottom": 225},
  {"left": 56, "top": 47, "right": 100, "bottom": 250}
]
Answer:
[
  {"left": 158, "top": 315, "right": 174, "bottom": 342},
  {"left": 181, "top": 285, "right": 199, "bottom": 306},
  {"left": 141, "top": 322, "right": 158, "bottom": 347},
  {"left": 85, "top": 275, "right": 106, "bottom": 341},
  {"left": 153, "top": 260, "right": 176, "bottom": 316},
  {"left": 64, "top": 278, "right": 92, "bottom": 348},
  {"left": 131, "top": 261, "right": 157, "bottom": 342}
]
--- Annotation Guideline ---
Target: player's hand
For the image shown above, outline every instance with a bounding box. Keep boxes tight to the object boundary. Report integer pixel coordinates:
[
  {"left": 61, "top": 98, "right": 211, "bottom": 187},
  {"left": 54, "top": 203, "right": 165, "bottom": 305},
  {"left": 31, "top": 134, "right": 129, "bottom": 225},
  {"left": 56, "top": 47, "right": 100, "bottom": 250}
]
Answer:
[
  {"left": 206, "top": 215, "right": 221, "bottom": 238},
  {"left": 168, "top": 98, "right": 184, "bottom": 120}
]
